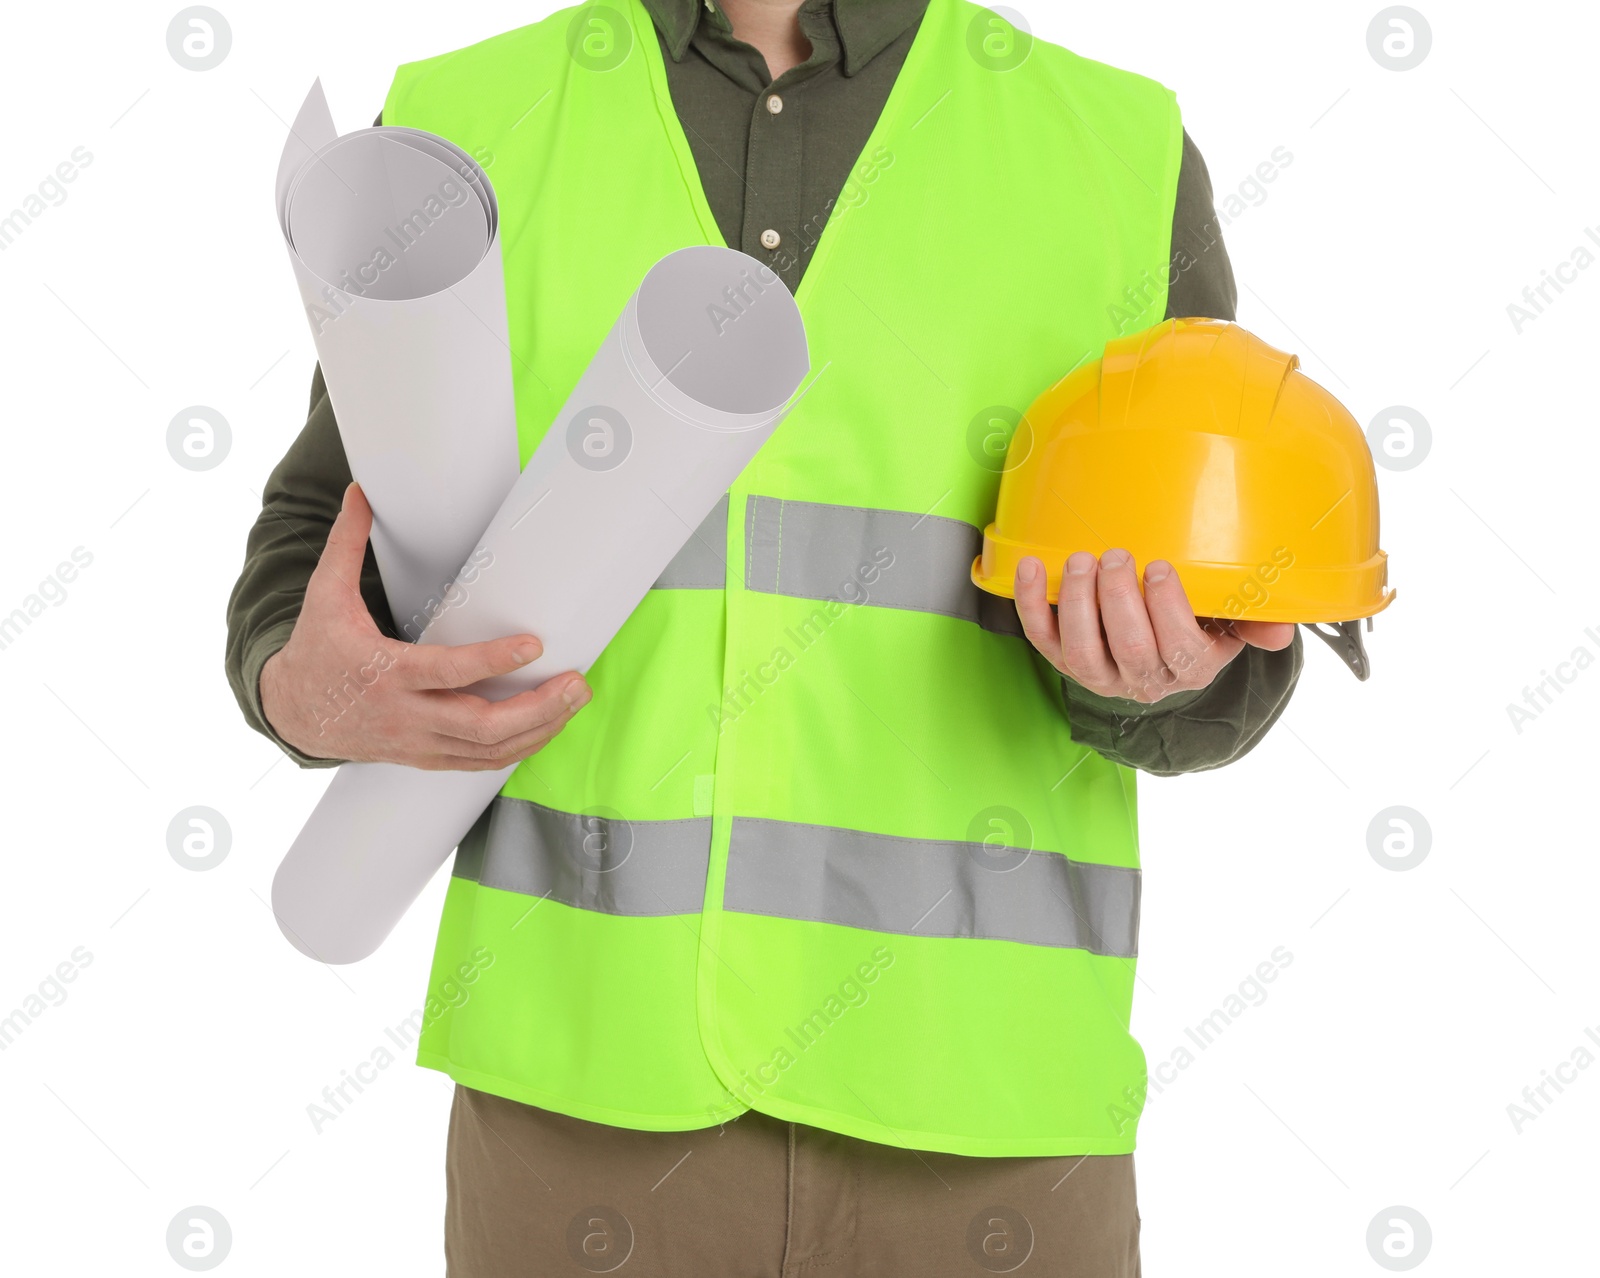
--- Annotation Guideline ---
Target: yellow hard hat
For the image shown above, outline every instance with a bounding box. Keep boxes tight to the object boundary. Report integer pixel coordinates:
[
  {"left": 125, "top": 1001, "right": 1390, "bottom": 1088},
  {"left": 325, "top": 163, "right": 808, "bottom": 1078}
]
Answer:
[{"left": 972, "top": 318, "right": 1395, "bottom": 676}]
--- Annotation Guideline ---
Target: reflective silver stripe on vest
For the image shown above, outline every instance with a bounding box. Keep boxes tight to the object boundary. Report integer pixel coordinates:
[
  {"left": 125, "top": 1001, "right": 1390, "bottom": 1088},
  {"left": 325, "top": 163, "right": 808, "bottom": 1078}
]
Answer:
[
  {"left": 454, "top": 796, "right": 711, "bottom": 916},
  {"left": 455, "top": 802, "right": 1133, "bottom": 955},
  {"left": 723, "top": 817, "right": 1139, "bottom": 958},
  {"left": 743, "top": 495, "right": 1024, "bottom": 636},
  {"left": 652, "top": 493, "right": 730, "bottom": 590}
]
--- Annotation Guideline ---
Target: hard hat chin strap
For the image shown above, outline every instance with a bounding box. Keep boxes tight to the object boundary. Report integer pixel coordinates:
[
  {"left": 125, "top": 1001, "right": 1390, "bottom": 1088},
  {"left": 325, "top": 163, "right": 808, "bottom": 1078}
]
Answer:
[{"left": 1304, "top": 620, "right": 1372, "bottom": 681}]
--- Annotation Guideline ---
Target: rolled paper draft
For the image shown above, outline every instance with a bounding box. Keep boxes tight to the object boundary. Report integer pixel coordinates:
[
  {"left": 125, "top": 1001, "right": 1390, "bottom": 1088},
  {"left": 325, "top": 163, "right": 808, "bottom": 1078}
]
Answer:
[
  {"left": 270, "top": 243, "right": 810, "bottom": 964},
  {"left": 275, "top": 79, "right": 522, "bottom": 634}
]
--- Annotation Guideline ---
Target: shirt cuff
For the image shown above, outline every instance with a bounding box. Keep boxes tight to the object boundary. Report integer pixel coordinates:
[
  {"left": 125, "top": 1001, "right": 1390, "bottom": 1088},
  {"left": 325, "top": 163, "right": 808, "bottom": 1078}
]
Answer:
[
  {"left": 1062, "top": 682, "right": 1208, "bottom": 720},
  {"left": 239, "top": 620, "right": 347, "bottom": 769}
]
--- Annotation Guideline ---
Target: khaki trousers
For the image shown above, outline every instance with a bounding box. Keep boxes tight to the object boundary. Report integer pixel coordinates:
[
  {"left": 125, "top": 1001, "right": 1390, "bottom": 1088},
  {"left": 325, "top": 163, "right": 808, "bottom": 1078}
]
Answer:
[{"left": 445, "top": 1086, "right": 1140, "bottom": 1277}]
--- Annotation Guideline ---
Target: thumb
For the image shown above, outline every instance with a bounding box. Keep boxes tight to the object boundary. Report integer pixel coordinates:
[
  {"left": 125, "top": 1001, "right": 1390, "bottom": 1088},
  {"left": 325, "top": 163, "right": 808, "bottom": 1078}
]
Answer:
[
  {"left": 1232, "top": 619, "right": 1297, "bottom": 651},
  {"left": 306, "top": 482, "right": 375, "bottom": 606}
]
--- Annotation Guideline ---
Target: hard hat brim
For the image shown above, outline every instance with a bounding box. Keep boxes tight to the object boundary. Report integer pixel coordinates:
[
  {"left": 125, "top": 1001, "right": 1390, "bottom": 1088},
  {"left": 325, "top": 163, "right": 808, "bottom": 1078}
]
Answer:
[{"left": 972, "top": 529, "right": 1395, "bottom": 626}]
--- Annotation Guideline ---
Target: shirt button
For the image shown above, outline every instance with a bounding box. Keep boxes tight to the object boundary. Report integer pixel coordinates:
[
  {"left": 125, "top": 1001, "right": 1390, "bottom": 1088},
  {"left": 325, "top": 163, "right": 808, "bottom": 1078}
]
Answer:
[
  {"left": 760, "top": 228, "right": 781, "bottom": 250},
  {"left": 766, "top": 94, "right": 784, "bottom": 115}
]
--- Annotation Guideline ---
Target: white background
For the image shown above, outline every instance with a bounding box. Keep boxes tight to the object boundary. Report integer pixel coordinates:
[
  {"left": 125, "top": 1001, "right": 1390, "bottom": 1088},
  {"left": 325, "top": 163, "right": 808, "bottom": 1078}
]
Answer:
[{"left": 0, "top": 0, "right": 1594, "bottom": 1273}]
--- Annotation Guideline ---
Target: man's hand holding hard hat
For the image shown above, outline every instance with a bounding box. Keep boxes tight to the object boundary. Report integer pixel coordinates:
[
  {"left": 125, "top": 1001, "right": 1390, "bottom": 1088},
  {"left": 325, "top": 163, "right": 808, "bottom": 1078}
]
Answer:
[
  {"left": 975, "top": 318, "right": 1395, "bottom": 698},
  {"left": 1013, "top": 548, "right": 1295, "bottom": 704}
]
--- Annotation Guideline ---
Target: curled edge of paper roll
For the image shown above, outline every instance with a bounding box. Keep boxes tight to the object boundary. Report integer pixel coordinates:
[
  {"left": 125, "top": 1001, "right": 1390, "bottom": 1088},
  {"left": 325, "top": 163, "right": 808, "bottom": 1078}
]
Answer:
[
  {"left": 622, "top": 246, "right": 810, "bottom": 432},
  {"left": 274, "top": 81, "right": 522, "bottom": 635}
]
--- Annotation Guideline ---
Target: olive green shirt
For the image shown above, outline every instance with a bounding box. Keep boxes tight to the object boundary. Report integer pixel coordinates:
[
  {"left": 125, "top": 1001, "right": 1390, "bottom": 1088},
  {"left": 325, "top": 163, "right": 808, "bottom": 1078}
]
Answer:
[{"left": 225, "top": 0, "right": 1301, "bottom": 774}]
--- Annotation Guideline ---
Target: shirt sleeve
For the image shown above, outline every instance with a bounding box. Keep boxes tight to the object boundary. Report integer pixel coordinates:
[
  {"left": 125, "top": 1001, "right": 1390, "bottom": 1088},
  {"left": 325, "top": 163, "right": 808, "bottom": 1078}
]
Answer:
[
  {"left": 223, "top": 359, "right": 397, "bottom": 767},
  {"left": 1058, "top": 128, "right": 1303, "bottom": 775}
]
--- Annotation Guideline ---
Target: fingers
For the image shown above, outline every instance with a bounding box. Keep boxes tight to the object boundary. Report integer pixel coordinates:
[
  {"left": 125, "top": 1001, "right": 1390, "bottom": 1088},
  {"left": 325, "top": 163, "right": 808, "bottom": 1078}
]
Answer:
[
  {"left": 395, "top": 634, "right": 546, "bottom": 691},
  {"left": 1143, "top": 561, "right": 1242, "bottom": 686},
  {"left": 1231, "top": 619, "right": 1297, "bottom": 651},
  {"left": 1097, "top": 550, "right": 1168, "bottom": 694},
  {"left": 427, "top": 675, "right": 591, "bottom": 750},
  {"left": 307, "top": 483, "right": 375, "bottom": 604},
  {"left": 419, "top": 724, "right": 573, "bottom": 771},
  {"left": 1013, "top": 557, "right": 1061, "bottom": 658},
  {"left": 396, "top": 675, "right": 592, "bottom": 770},
  {"left": 1054, "top": 552, "right": 1120, "bottom": 688},
  {"left": 1014, "top": 548, "right": 1268, "bottom": 703},
  {"left": 463, "top": 705, "right": 584, "bottom": 765}
]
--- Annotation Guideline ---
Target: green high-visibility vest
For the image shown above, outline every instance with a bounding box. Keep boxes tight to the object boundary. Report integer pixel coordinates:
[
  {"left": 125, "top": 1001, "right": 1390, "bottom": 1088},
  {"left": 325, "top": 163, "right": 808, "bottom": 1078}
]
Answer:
[{"left": 385, "top": 0, "right": 1180, "bottom": 1157}]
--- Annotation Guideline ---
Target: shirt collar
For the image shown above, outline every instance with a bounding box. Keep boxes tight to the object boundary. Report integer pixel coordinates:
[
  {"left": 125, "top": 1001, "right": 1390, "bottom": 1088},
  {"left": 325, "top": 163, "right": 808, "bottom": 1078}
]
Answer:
[{"left": 643, "top": 0, "right": 927, "bottom": 76}]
